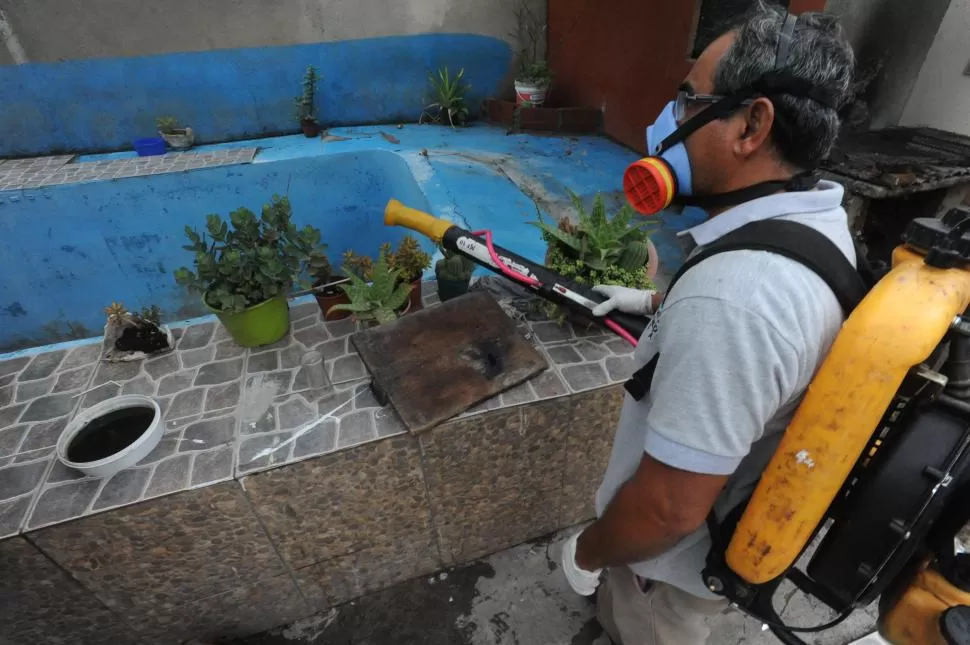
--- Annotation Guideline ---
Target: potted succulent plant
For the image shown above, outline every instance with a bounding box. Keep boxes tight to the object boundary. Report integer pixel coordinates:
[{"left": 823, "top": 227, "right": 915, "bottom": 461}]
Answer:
[
  {"left": 156, "top": 116, "right": 195, "bottom": 150},
  {"left": 435, "top": 247, "right": 475, "bottom": 301},
  {"left": 174, "top": 195, "right": 325, "bottom": 347},
  {"left": 531, "top": 192, "right": 658, "bottom": 324},
  {"left": 308, "top": 251, "right": 351, "bottom": 321},
  {"left": 512, "top": 3, "right": 552, "bottom": 107},
  {"left": 295, "top": 65, "right": 321, "bottom": 137},
  {"left": 328, "top": 254, "right": 413, "bottom": 327},
  {"left": 383, "top": 235, "right": 431, "bottom": 312},
  {"left": 102, "top": 302, "right": 174, "bottom": 362}
]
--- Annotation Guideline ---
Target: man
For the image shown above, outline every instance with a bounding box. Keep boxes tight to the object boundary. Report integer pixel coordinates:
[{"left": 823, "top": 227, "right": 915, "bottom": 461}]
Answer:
[{"left": 559, "top": 3, "right": 857, "bottom": 644}]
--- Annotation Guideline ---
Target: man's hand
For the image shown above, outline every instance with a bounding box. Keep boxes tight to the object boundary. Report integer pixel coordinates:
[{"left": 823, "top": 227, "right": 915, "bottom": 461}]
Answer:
[
  {"left": 575, "top": 452, "right": 728, "bottom": 572},
  {"left": 561, "top": 532, "right": 603, "bottom": 596},
  {"left": 591, "top": 285, "right": 657, "bottom": 316}
]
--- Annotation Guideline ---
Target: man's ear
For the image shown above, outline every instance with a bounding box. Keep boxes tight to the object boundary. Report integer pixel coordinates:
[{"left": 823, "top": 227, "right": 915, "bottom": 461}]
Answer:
[{"left": 735, "top": 97, "right": 775, "bottom": 156}]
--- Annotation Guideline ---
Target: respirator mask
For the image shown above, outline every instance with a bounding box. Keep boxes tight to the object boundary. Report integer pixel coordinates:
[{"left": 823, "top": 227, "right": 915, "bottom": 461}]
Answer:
[{"left": 623, "top": 14, "right": 838, "bottom": 216}]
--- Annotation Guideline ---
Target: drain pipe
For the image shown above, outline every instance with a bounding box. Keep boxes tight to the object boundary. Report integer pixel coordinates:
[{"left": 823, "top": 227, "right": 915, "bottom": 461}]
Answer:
[{"left": 0, "top": 7, "right": 27, "bottom": 64}]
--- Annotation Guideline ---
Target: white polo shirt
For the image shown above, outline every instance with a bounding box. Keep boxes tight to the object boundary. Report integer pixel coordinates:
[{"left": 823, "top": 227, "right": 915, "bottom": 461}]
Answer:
[{"left": 594, "top": 180, "right": 856, "bottom": 599}]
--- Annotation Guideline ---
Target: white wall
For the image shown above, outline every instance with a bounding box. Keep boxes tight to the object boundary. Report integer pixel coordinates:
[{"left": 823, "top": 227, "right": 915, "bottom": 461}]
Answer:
[
  {"left": 0, "top": 0, "right": 541, "bottom": 63},
  {"left": 901, "top": 0, "right": 970, "bottom": 134}
]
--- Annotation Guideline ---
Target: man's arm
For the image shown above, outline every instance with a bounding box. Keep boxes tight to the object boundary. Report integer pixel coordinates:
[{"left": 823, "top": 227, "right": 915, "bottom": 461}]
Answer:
[{"left": 575, "top": 452, "right": 727, "bottom": 571}]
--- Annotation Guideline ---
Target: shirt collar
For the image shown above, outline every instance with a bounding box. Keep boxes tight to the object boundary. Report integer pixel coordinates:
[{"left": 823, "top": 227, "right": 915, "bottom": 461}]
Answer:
[{"left": 678, "top": 180, "right": 845, "bottom": 247}]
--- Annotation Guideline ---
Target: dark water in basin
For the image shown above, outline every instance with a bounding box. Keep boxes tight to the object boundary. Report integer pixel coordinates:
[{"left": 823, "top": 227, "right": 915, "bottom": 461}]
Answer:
[{"left": 67, "top": 406, "right": 155, "bottom": 463}]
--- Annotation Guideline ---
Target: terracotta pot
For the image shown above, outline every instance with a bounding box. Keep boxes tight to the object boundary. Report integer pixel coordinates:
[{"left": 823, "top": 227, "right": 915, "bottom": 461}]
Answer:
[
  {"left": 301, "top": 119, "right": 321, "bottom": 138},
  {"left": 407, "top": 278, "right": 423, "bottom": 312},
  {"left": 314, "top": 288, "right": 351, "bottom": 322}
]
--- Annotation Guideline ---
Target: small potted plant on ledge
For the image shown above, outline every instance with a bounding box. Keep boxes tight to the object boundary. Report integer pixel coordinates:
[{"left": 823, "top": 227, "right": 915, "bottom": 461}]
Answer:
[
  {"left": 308, "top": 251, "right": 351, "bottom": 321},
  {"left": 328, "top": 254, "right": 413, "bottom": 327},
  {"left": 435, "top": 247, "right": 475, "bottom": 301},
  {"left": 421, "top": 66, "right": 470, "bottom": 128},
  {"left": 531, "top": 192, "right": 659, "bottom": 324},
  {"left": 102, "top": 302, "right": 174, "bottom": 362},
  {"left": 174, "top": 195, "right": 325, "bottom": 347},
  {"left": 156, "top": 116, "right": 195, "bottom": 150},
  {"left": 383, "top": 235, "right": 431, "bottom": 311},
  {"left": 295, "top": 65, "right": 321, "bottom": 137},
  {"left": 512, "top": 3, "right": 552, "bottom": 107}
]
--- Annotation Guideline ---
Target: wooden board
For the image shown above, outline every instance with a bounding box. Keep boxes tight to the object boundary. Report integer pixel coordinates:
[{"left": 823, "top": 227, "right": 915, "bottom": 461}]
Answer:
[{"left": 351, "top": 291, "right": 548, "bottom": 433}]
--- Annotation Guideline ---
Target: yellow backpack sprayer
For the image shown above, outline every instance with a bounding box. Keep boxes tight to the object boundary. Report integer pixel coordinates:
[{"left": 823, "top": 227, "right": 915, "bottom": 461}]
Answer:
[{"left": 385, "top": 196, "right": 970, "bottom": 645}]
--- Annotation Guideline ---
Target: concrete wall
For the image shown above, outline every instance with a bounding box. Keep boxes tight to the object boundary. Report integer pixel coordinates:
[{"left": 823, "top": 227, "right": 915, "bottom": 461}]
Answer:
[
  {"left": 826, "top": 0, "right": 952, "bottom": 129},
  {"left": 0, "top": 0, "right": 542, "bottom": 156},
  {"left": 900, "top": 0, "right": 970, "bottom": 134}
]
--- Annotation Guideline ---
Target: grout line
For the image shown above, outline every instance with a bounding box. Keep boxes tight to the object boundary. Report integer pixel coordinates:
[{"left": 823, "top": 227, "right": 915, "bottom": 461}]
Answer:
[{"left": 236, "top": 476, "right": 314, "bottom": 609}]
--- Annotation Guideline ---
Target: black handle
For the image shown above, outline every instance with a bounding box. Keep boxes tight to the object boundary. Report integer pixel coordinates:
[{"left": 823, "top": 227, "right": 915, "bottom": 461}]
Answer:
[{"left": 441, "top": 227, "right": 649, "bottom": 341}]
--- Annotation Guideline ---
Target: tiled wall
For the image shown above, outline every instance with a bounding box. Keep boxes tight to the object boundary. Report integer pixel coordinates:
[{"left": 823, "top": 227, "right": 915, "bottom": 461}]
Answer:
[{"left": 3, "top": 383, "right": 623, "bottom": 644}]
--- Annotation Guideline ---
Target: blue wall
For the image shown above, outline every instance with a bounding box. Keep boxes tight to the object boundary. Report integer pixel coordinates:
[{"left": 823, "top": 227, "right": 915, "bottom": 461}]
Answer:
[
  {"left": 0, "top": 34, "right": 512, "bottom": 157},
  {"left": 0, "top": 151, "right": 431, "bottom": 350}
]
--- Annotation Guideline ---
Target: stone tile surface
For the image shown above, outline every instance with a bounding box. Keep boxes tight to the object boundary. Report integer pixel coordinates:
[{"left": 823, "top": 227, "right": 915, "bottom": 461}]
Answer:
[
  {"left": 0, "top": 535, "right": 135, "bottom": 645},
  {"left": 29, "top": 482, "right": 289, "bottom": 614},
  {"left": 295, "top": 529, "right": 441, "bottom": 610},
  {"left": 0, "top": 149, "right": 258, "bottom": 192},
  {"left": 560, "top": 386, "right": 624, "bottom": 526},
  {"left": 128, "top": 573, "right": 310, "bottom": 644},
  {"left": 243, "top": 435, "right": 433, "bottom": 570}
]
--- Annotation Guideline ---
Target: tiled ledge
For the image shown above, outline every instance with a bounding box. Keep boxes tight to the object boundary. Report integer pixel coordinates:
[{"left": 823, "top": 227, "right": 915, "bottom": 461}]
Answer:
[
  {"left": 2, "top": 279, "right": 633, "bottom": 643},
  {"left": 0, "top": 148, "right": 258, "bottom": 191},
  {"left": 0, "top": 281, "right": 635, "bottom": 537}
]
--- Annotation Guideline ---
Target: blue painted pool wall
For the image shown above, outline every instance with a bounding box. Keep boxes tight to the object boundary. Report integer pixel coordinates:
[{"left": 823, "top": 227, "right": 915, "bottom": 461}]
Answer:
[
  {"left": 0, "top": 151, "right": 432, "bottom": 350},
  {"left": 0, "top": 34, "right": 512, "bottom": 157}
]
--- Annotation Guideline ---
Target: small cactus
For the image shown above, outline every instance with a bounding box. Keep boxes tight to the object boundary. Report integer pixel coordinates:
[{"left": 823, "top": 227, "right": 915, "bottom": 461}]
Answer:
[
  {"left": 436, "top": 250, "right": 475, "bottom": 281},
  {"left": 617, "top": 240, "right": 650, "bottom": 271}
]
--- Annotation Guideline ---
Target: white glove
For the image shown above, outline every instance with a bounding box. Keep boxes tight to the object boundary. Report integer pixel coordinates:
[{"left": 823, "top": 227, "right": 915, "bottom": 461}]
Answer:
[
  {"left": 561, "top": 532, "right": 603, "bottom": 596},
  {"left": 591, "top": 285, "right": 656, "bottom": 317}
]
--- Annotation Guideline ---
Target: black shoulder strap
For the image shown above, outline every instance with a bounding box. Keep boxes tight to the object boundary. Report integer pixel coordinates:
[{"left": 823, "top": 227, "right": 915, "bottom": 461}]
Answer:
[
  {"left": 666, "top": 219, "right": 869, "bottom": 316},
  {"left": 624, "top": 220, "right": 870, "bottom": 402}
]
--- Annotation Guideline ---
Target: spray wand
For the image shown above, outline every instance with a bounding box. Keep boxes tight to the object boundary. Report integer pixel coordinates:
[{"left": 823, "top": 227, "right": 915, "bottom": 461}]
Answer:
[{"left": 384, "top": 199, "right": 647, "bottom": 346}]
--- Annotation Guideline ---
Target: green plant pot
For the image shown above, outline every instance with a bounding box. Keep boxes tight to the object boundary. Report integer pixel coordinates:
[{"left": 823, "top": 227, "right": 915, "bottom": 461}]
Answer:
[{"left": 207, "top": 293, "right": 290, "bottom": 348}]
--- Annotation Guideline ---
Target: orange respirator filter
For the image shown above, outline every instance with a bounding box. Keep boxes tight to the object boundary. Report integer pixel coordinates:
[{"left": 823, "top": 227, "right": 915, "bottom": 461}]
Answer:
[{"left": 623, "top": 157, "right": 677, "bottom": 216}]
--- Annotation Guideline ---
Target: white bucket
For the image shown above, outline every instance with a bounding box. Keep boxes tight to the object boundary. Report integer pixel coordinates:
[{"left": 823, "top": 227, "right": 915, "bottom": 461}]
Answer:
[
  {"left": 514, "top": 81, "right": 548, "bottom": 108},
  {"left": 56, "top": 395, "right": 163, "bottom": 478}
]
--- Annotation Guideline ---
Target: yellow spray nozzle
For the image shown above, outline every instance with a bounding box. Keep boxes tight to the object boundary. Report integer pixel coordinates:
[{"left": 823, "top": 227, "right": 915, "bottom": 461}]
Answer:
[{"left": 384, "top": 199, "right": 454, "bottom": 243}]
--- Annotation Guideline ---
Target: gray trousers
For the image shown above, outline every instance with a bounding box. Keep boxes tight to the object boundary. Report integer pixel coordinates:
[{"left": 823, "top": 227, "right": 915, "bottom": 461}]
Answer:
[{"left": 597, "top": 566, "right": 730, "bottom": 645}]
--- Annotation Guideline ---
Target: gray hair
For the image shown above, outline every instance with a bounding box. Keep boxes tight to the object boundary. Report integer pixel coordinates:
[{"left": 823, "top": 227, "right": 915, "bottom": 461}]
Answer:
[{"left": 713, "top": 1, "right": 855, "bottom": 169}]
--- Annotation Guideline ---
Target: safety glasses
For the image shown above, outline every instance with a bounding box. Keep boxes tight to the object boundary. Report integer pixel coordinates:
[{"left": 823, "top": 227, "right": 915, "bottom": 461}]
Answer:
[{"left": 674, "top": 90, "right": 755, "bottom": 122}]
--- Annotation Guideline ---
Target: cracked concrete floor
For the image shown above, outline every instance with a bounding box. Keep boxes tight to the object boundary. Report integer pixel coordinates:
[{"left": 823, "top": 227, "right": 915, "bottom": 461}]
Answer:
[{"left": 237, "top": 528, "right": 882, "bottom": 645}]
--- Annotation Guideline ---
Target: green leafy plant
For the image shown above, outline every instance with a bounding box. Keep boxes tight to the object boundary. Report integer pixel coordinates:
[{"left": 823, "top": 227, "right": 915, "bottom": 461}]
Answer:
[
  {"left": 294, "top": 65, "right": 320, "bottom": 124},
  {"left": 531, "top": 192, "right": 653, "bottom": 272},
  {"left": 137, "top": 305, "right": 162, "bottom": 326},
  {"left": 435, "top": 247, "right": 475, "bottom": 282},
  {"left": 385, "top": 235, "right": 432, "bottom": 283},
  {"left": 329, "top": 255, "right": 413, "bottom": 325},
  {"left": 155, "top": 116, "right": 184, "bottom": 134},
  {"left": 533, "top": 192, "right": 654, "bottom": 292},
  {"left": 422, "top": 67, "right": 470, "bottom": 127},
  {"left": 174, "top": 195, "right": 325, "bottom": 313},
  {"left": 512, "top": 3, "right": 552, "bottom": 88}
]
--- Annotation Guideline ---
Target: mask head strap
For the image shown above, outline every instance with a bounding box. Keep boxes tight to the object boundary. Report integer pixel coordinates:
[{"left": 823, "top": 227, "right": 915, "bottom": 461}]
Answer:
[{"left": 658, "top": 12, "right": 837, "bottom": 155}]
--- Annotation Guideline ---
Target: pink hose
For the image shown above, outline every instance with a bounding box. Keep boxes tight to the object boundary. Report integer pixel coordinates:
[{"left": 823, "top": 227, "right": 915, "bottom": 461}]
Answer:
[{"left": 471, "top": 229, "right": 639, "bottom": 347}]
